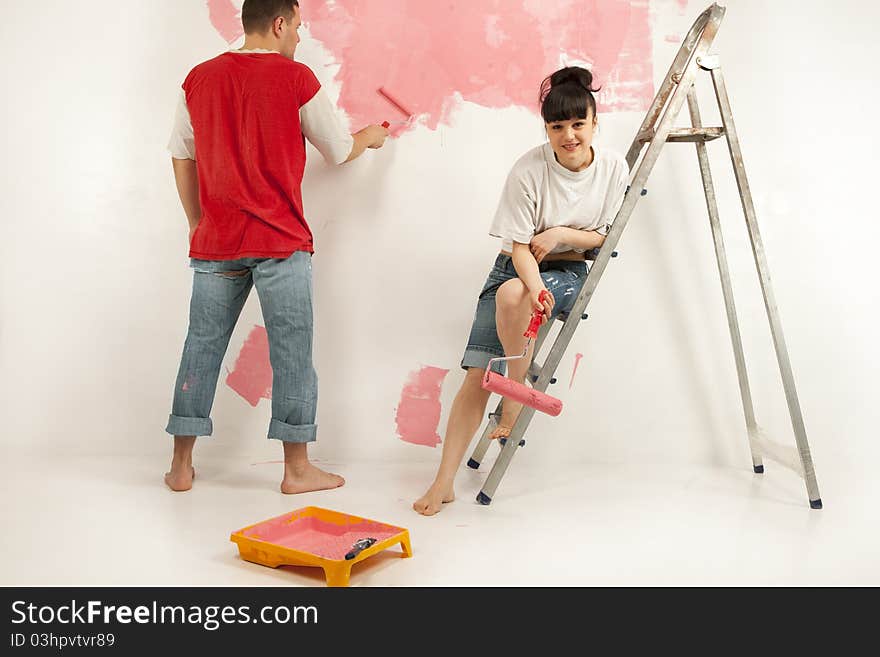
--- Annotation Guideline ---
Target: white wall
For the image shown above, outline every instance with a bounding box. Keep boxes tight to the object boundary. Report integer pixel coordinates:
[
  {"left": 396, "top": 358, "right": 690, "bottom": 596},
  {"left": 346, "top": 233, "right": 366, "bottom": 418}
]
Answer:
[{"left": 2, "top": 1, "right": 877, "bottom": 498}]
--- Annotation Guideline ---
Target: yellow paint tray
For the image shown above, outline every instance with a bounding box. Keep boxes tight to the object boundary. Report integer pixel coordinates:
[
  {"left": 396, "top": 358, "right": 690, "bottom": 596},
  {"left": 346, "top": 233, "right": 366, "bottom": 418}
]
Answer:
[{"left": 230, "top": 506, "right": 412, "bottom": 587}]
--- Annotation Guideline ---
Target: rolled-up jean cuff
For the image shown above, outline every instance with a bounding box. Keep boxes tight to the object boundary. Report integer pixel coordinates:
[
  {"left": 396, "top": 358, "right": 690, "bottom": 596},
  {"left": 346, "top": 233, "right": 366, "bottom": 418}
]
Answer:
[
  {"left": 268, "top": 419, "right": 317, "bottom": 443},
  {"left": 165, "top": 415, "right": 213, "bottom": 437},
  {"left": 461, "top": 348, "right": 506, "bottom": 375}
]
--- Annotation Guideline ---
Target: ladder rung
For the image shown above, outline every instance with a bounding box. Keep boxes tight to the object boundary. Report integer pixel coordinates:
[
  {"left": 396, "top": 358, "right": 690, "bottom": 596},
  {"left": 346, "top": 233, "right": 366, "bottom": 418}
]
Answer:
[
  {"left": 638, "top": 127, "right": 725, "bottom": 143},
  {"left": 527, "top": 366, "right": 556, "bottom": 384},
  {"left": 585, "top": 247, "right": 619, "bottom": 260}
]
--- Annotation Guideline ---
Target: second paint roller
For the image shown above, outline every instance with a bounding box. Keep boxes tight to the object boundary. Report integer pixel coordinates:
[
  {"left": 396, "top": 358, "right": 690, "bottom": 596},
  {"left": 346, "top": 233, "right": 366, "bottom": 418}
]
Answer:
[{"left": 481, "top": 290, "right": 563, "bottom": 417}]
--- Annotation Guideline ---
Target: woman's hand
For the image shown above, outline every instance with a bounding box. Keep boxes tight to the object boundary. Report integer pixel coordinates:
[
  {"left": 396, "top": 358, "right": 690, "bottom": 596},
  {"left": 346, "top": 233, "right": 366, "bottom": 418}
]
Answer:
[
  {"left": 529, "top": 227, "right": 563, "bottom": 263},
  {"left": 530, "top": 287, "right": 555, "bottom": 323}
]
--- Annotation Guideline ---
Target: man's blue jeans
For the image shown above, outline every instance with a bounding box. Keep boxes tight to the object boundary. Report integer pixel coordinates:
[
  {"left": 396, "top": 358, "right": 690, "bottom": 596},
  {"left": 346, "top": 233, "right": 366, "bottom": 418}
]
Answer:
[{"left": 165, "top": 251, "right": 318, "bottom": 443}]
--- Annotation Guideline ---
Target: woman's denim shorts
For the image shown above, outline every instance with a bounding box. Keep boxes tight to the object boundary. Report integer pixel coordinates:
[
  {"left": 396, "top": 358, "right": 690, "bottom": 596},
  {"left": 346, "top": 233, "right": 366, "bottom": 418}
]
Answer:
[{"left": 461, "top": 253, "right": 589, "bottom": 374}]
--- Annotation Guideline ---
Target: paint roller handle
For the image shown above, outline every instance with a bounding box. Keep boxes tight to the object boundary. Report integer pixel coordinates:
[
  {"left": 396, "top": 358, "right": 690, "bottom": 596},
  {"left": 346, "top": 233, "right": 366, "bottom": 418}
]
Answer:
[{"left": 524, "top": 290, "right": 551, "bottom": 339}]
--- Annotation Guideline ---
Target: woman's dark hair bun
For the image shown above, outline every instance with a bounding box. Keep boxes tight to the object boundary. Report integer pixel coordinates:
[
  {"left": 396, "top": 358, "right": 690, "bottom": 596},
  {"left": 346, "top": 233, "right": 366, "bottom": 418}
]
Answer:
[{"left": 550, "top": 67, "right": 597, "bottom": 93}]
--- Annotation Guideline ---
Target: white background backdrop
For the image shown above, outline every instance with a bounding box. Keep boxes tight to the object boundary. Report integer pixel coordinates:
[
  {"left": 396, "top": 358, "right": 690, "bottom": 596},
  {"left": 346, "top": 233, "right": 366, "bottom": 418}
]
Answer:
[{"left": 1, "top": 0, "right": 877, "bottom": 519}]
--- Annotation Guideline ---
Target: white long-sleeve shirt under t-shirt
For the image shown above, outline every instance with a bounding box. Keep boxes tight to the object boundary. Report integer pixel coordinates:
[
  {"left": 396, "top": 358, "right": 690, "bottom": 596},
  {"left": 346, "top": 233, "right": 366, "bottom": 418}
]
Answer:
[
  {"left": 489, "top": 142, "right": 630, "bottom": 254},
  {"left": 167, "top": 49, "right": 354, "bottom": 165}
]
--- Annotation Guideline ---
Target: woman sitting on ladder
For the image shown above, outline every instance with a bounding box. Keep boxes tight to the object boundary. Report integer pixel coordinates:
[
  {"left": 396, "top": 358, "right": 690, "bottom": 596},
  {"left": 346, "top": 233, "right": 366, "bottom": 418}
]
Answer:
[{"left": 414, "top": 65, "right": 630, "bottom": 516}]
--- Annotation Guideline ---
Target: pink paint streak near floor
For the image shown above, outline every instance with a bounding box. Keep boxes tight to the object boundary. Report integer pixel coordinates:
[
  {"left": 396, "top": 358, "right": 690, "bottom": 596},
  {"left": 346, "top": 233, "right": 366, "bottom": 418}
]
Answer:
[
  {"left": 298, "top": 0, "right": 653, "bottom": 132},
  {"left": 225, "top": 325, "right": 272, "bottom": 406},
  {"left": 394, "top": 366, "right": 449, "bottom": 447}
]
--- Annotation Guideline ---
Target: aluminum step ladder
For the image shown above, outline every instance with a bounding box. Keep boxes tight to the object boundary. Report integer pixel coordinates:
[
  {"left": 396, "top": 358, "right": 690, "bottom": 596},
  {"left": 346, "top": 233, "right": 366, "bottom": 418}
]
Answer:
[{"left": 466, "top": 2, "right": 823, "bottom": 510}]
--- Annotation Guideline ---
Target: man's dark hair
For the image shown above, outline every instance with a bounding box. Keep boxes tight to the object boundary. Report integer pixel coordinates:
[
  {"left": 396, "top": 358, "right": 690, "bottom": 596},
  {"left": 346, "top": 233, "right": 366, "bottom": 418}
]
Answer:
[{"left": 241, "top": 0, "right": 299, "bottom": 35}]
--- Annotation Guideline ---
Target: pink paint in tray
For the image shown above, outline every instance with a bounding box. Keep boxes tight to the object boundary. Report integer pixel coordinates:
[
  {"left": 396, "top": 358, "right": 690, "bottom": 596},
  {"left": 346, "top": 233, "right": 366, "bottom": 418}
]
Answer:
[{"left": 231, "top": 506, "right": 412, "bottom": 586}]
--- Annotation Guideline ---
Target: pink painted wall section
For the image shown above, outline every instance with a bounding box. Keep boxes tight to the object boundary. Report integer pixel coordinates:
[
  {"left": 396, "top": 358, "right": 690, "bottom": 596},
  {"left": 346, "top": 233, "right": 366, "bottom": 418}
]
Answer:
[
  {"left": 394, "top": 366, "right": 450, "bottom": 447},
  {"left": 205, "top": 2, "right": 654, "bottom": 130},
  {"left": 302, "top": 0, "right": 654, "bottom": 132},
  {"left": 225, "top": 326, "right": 272, "bottom": 406},
  {"left": 207, "top": 0, "right": 244, "bottom": 43}
]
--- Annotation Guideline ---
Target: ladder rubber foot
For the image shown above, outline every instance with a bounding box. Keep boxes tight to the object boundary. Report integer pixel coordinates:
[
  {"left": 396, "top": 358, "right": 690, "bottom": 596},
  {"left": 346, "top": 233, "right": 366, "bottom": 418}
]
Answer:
[
  {"left": 582, "top": 313, "right": 588, "bottom": 320},
  {"left": 550, "top": 378, "right": 557, "bottom": 385},
  {"left": 611, "top": 251, "right": 618, "bottom": 258},
  {"left": 810, "top": 498, "right": 823, "bottom": 510},
  {"left": 476, "top": 491, "right": 492, "bottom": 505},
  {"left": 753, "top": 465, "right": 764, "bottom": 474},
  {"left": 466, "top": 458, "right": 480, "bottom": 470},
  {"left": 498, "top": 437, "right": 525, "bottom": 447}
]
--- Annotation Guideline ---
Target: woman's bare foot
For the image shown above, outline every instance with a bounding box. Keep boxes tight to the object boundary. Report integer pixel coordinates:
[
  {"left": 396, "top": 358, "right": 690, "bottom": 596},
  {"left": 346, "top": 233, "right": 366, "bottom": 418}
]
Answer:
[
  {"left": 164, "top": 467, "right": 195, "bottom": 492},
  {"left": 413, "top": 483, "right": 455, "bottom": 516},
  {"left": 489, "top": 424, "right": 512, "bottom": 440},
  {"left": 489, "top": 401, "right": 522, "bottom": 439},
  {"left": 281, "top": 462, "right": 345, "bottom": 494}
]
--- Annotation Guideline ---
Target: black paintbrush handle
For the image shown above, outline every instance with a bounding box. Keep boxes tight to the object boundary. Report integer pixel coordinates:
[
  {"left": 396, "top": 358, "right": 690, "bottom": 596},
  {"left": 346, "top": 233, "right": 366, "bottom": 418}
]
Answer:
[{"left": 344, "top": 537, "right": 377, "bottom": 560}]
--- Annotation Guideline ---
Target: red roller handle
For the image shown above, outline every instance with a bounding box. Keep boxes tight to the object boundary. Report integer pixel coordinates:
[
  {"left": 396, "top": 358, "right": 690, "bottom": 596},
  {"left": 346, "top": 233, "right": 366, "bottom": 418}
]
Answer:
[{"left": 524, "top": 290, "right": 551, "bottom": 339}]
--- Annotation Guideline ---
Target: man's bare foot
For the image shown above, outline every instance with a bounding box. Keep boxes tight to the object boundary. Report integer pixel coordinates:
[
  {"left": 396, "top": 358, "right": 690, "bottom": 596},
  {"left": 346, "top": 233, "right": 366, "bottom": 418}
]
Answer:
[
  {"left": 413, "top": 483, "right": 455, "bottom": 516},
  {"left": 164, "top": 467, "right": 195, "bottom": 492},
  {"left": 281, "top": 462, "right": 345, "bottom": 494}
]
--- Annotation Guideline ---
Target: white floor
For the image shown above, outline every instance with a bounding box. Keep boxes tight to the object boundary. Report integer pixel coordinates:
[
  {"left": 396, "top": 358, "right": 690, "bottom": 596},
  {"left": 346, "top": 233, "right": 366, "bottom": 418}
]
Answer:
[{"left": 2, "top": 442, "right": 878, "bottom": 587}]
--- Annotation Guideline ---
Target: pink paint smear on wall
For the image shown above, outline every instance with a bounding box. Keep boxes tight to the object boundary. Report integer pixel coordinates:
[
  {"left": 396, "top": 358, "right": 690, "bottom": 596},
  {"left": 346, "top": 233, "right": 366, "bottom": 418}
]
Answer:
[
  {"left": 207, "top": 1, "right": 654, "bottom": 131},
  {"left": 207, "top": 0, "right": 244, "bottom": 43},
  {"left": 394, "top": 366, "right": 449, "bottom": 447},
  {"left": 226, "top": 325, "right": 272, "bottom": 406},
  {"left": 569, "top": 353, "right": 584, "bottom": 389}
]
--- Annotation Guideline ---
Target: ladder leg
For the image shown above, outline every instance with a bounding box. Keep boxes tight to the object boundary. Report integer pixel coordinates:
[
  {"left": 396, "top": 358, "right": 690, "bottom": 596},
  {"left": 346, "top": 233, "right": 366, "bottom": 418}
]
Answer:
[
  {"left": 467, "top": 309, "right": 555, "bottom": 469},
  {"left": 467, "top": 399, "right": 502, "bottom": 470},
  {"left": 710, "top": 66, "right": 822, "bottom": 508},
  {"left": 476, "top": 313, "right": 575, "bottom": 503},
  {"left": 686, "top": 86, "right": 764, "bottom": 473},
  {"left": 477, "top": 405, "right": 536, "bottom": 505}
]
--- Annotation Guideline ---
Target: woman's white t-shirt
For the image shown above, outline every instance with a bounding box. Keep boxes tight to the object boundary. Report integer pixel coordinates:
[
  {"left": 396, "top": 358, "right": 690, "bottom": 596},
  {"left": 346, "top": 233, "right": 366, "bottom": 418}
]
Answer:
[{"left": 489, "top": 142, "right": 630, "bottom": 254}]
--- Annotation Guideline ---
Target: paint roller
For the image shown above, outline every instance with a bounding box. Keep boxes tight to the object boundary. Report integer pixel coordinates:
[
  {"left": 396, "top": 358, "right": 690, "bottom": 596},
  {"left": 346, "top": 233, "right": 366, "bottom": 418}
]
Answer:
[
  {"left": 379, "top": 87, "right": 414, "bottom": 130},
  {"left": 481, "top": 290, "right": 563, "bottom": 417}
]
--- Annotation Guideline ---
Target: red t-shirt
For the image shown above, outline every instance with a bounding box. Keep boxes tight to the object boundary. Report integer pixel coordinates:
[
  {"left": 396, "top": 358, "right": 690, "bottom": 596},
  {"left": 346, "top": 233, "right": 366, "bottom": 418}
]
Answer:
[{"left": 183, "top": 53, "right": 321, "bottom": 260}]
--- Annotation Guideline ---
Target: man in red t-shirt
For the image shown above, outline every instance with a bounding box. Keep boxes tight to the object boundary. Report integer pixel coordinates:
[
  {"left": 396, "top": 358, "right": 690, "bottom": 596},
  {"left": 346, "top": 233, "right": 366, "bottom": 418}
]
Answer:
[{"left": 164, "top": 0, "right": 388, "bottom": 494}]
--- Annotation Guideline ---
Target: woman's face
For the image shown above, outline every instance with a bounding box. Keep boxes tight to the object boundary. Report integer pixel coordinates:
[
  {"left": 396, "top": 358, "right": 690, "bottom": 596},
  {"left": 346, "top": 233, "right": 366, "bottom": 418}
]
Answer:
[{"left": 545, "top": 111, "right": 597, "bottom": 172}]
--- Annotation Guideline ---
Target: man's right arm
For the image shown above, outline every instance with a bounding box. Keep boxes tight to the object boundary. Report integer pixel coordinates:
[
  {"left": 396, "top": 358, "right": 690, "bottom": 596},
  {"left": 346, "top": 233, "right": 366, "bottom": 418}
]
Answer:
[
  {"left": 342, "top": 125, "right": 390, "bottom": 163},
  {"left": 299, "top": 88, "right": 388, "bottom": 164}
]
